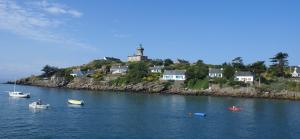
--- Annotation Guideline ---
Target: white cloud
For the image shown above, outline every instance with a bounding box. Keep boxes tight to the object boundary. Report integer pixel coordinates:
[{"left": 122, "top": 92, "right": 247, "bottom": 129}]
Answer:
[{"left": 0, "top": 0, "right": 87, "bottom": 48}]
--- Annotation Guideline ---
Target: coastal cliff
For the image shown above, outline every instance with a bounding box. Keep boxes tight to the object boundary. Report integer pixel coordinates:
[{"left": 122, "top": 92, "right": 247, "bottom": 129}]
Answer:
[{"left": 13, "top": 76, "right": 300, "bottom": 100}]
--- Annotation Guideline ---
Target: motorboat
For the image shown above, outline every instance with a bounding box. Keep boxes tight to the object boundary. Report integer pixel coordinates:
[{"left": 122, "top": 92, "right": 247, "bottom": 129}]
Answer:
[
  {"left": 29, "top": 101, "right": 50, "bottom": 109},
  {"left": 68, "top": 99, "right": 84, "bottom": 105}
]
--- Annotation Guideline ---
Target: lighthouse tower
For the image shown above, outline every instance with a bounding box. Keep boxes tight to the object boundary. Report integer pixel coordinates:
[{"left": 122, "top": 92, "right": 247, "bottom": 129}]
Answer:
[
  {"left": 136, "top": 44, "right": 144, "bottom": 56},
  {"left": 128, "top": 44, "right": 148, "bottom": 62}
]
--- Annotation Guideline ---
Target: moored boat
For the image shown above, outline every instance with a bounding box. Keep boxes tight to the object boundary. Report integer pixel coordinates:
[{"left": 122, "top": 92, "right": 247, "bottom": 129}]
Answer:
[
  {"left": 8, "top": 81, "right": 30, "bottom": 98},
  {"left": 9, "top": 91, "right": 30, "bottom": 98},
  {"left": 68, "top": 99, "right": 84, "bottom": 105},
  {"left": 29, "top": 101, "right": 50, "bottom": 109}
]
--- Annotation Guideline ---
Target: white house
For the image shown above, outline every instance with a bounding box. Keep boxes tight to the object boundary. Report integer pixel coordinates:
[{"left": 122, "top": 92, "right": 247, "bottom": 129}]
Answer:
[
  {"left": 149, "top": 66, "right": 163, "bottom": 73},
  {"left": 70, "top": 69, "right": 95, "bottom": 77},
  {"left": 70, "top": 68, "right": 84, "bottom": 77},
  {"left": 209, "top": 68, "right": 223, "bottom": 78},
  {"left": 110, "top": 65, "right": 128, "bottom": 74},
  {"left": 162, "top": 70, "right": 186, "bottom": 81},
  {"left": 292, "top": 67, "right": 300, "bottom": 77},
  {"left": 234, "top": 71, "right": 254, "bottom": 83}
]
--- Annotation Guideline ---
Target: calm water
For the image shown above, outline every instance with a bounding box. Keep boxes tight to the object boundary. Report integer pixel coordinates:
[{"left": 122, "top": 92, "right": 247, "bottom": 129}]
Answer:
[{"left": 0, "top": 84, "right": 300, "bottom": 139}]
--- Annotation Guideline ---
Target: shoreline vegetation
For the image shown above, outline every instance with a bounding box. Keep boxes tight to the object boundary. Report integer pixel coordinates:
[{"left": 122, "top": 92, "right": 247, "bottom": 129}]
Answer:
[{"left": 8, "top": 51, "right": 300, "bottom": 100}]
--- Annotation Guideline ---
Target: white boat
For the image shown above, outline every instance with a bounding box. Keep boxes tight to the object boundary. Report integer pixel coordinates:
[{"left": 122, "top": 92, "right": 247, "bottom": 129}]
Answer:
[
  {"left": 68, "top": 99, "right": 84, "bottom": 105},
  {"left": 9, "top": 91, "right": 30, "bottom": 98},
  {"left": 29, "top": 102, "right": 50, "bottom": 109},
  {"left": 8, "top": 80, "right": 30, "bottom": 98}
]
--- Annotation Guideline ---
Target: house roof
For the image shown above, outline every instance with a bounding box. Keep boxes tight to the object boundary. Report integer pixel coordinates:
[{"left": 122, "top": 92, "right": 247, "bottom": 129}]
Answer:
[
  {"left": 235, "top": 71, "right": 254, "bottom": 77},
  {"left": 163, "top": 70, "right": 186, "bottom": 75},
  {"left": 209, "top": 68, "right": 223, "bottom": 74},
  {"left": 149, "top": 66, "right": 163, "bottom": 70},
  {"left": 110, "top": 65, "right": 128, "bottom": 70}
]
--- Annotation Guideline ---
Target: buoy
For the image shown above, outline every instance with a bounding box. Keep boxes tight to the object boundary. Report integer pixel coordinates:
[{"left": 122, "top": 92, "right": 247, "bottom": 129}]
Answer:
[{"left": 194, "top": 113, "right": 206, "bottom": 117}]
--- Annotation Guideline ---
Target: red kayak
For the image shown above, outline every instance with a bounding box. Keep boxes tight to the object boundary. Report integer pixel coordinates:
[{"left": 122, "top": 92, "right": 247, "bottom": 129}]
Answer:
[{"left": 228, "top": 107, "right": 241, "bottom": 111}]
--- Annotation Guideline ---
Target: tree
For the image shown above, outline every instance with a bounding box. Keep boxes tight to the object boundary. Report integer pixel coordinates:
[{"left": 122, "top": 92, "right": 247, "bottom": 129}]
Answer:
[
  {"left": 149, "top": 59, "right": 164, "bottom": 66},
  {"left": 41, "top": 65, "right": 59, "bottom": 77},
  {"left": 269, "top": 52, "right": 289, "bottom": 77},
  {"left": 223, "top": 63, "right": 235, "bottom": 80},
  {"left": 185, "top": 60, "right": 209, "bottom": 89},
  {"left": 249, "top": 61, "right": 267, "bottom": 86},
  {"left": 164, "top": 59, "right": 174, "bottom": 66},
  {"left": 126, "top": 62, "right": 148, "bottom": 83},
  {"left": 186, "top": 60, "right": 208, "bottom": 81},
  {"left": 232, "top": 57, "right": 245, "bottom": 70}
]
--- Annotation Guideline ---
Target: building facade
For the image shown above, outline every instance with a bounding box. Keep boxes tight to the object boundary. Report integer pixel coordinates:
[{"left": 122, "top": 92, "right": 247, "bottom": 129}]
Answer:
[
  {"left": 110, "top": 65, "right": 128, "bottom": 74},
  {"left": 209, "top": 68, "right": 223, "bottom": 78},
  {"left": 234, "top": 71, "right": 254, "bottom": 83},
  {"left": 149, "top": 66, "right": 163, "bottom": 73},
  {"left": 162, "top": 70, "right": 186, "bottom": 81}
]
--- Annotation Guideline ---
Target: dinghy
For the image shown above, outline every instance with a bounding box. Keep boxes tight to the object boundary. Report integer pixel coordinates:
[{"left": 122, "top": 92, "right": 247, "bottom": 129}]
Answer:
[{"left": 68, "top": 99, "right": 84, "bottom": 105}]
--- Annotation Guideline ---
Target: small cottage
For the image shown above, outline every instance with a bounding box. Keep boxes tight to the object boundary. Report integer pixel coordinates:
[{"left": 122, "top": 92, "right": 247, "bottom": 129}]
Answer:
[
  {"left": 162, "top": 70, "right": 186, "bottom": 81},
  {"left": 70, "top": 68, "right": 84, "bottom": 77},
  {"left": 234, "top": 71, "right": 254, "bottom": 83},
  {"left": 149, "top": 66, "right": 163, "bottom": 73},
  {"left": 209, "top": 68, "right": 223, "bottom": 78},
  {"left": 110, "top": 65, "right": 128, "bottom": 74}
]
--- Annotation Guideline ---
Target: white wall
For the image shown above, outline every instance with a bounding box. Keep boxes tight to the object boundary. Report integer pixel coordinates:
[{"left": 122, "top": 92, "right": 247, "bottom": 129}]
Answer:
[
  {"left": 235, "top": 76, "right": 254, "bottom": 83},
  {"left": 162, "top": 75, "right": 186, "bottom": 81}
]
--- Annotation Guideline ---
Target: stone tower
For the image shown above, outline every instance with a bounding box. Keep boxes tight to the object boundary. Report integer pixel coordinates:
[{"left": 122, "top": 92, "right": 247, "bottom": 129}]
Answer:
[{"left": 136, "top": 44, "right": 144, "bottom": 56}]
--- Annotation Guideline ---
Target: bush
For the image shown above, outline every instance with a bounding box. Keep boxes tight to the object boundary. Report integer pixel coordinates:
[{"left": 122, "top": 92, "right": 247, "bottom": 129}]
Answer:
[
  {"left": 186, "top": 79, "right": 209, "bottom": 90},
  {"left": 228, "top": 80, "right": 248, "bottom": 87},
  {"left": 109, "top": 76, "right": 127, "bottom": 85},
  {"left": 143, "top": 73, "right": 161, "bottom": 82}
]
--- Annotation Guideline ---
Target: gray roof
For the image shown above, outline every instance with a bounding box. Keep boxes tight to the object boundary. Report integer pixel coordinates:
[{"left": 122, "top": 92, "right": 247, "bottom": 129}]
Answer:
[
  {"left": 209, "top": 68, "right": 223, "bottom": 74},
  {"left": 163, "top": 70, "right": 186, "bottom": 75},
  {"left": 110, "top": 65, "right": 128, "bottom": 70},
  {"left": 149, "top": 66, "right": 163, "bottom": 70},
  {"left": 235, "top": 71, "right": 254, "bottom": 77}
]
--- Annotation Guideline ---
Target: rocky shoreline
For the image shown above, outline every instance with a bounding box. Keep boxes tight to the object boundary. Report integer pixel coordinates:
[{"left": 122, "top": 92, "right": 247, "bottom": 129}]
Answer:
[{"left": 9, "top": 77, "right": 300, "bottom": 100}]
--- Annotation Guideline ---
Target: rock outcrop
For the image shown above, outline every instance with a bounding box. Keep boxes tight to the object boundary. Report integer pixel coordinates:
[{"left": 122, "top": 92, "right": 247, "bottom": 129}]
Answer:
[{"left": 13, "top": 76, "right": 300, "bottom": 100}]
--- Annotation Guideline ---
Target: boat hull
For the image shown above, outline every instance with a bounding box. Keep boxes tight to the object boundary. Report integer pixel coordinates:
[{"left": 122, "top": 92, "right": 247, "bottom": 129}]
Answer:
[
  {"left": 9, "top": 92, "right": 30, "bottom": 98},
  {"left": 68, "top": 99, "right": 84, "bottom": 105},
  {"left": 29, "top": 102, "right": 50, "bottom": 109}
]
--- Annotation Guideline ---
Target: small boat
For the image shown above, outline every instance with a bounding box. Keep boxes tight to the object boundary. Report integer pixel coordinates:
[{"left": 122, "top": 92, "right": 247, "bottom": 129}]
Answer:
[
  {"left": 228, "top": 106, "right": 241, "bottom": 111},
  {"left": 68, "top": 99, "right": 84, "bottom": 105},
  {"left": 29, "top": 101, "right": 50, "bottom": 109},
  {"left": 8, "top": 81, "right": 30, "bottom": 98},
  {"left": 194, "top": 113, "right": 206, "bottom": 117},
  {"left": 9, "top": 91, "right": 30, "bottom": 98}
]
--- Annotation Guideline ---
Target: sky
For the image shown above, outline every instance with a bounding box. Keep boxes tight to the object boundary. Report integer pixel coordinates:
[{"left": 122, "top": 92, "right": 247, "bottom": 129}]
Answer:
[{"left": 0, "top": 0, "right": 300, "bottom": 82}]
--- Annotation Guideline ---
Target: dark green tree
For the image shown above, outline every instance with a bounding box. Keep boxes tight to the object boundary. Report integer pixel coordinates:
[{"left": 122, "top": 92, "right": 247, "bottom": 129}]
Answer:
[
  {"left": 126, "top": 62, "right": 148, "bottom": 83},
  {"left": 164, "top": 59, "right": 174, "bottom": 66},
  {"left": 223, "top": 63, "right": 235, "bottom": 80},
  {"left": 186, "top": 60, "right": 208, "bottom": 81},
  {"left": 41, "top": 65, "right": 59, "bottom": 77},
  {"left": 232, "top": 57, "right": 245, "bottom": 70},
  {"left": 269, "top": 52, "right": 289, "bottom": 77},
  {"left": 149, "top": 59, "right": 164, "bottom": 66},
  {"left": 249, "top": 61, "right": 267, "bottom": 86}
]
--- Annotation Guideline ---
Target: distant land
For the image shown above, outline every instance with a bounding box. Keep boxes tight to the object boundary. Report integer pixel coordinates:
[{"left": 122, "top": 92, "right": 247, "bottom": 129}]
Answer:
[{"left": 8, "top": 47, "right": 300, "bottom": 100}]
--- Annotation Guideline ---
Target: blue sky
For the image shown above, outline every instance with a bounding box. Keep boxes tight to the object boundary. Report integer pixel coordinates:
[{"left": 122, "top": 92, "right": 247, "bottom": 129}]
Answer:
[{"left": 0, "top": 0, "right": 300, "bottom": 81}]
